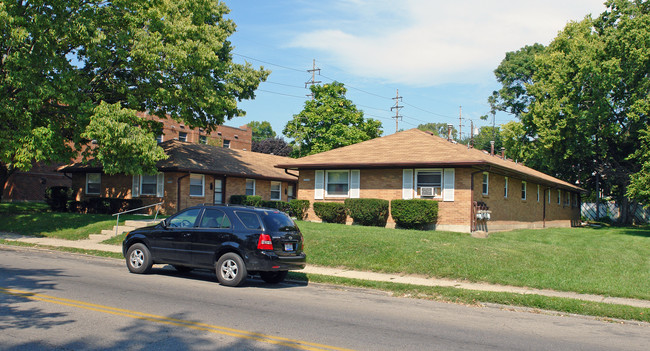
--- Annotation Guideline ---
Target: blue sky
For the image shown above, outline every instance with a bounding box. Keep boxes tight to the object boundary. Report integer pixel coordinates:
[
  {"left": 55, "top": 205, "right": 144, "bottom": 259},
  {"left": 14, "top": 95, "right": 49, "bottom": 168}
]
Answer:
[{"left": 222, "top": 0, "right": 607, "bottom": 138}]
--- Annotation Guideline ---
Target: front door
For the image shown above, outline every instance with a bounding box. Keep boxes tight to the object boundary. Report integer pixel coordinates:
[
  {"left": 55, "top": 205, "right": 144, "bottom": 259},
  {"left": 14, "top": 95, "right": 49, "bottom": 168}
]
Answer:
[{"left": 214, "top": 178, "right": 224, "bottom": 204}]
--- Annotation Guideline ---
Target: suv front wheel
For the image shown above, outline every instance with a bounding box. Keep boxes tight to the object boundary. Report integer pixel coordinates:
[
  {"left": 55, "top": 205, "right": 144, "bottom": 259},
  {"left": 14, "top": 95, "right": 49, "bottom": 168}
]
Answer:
[{"left": 216, "top": 253, "right": 247, "bottom": 287}]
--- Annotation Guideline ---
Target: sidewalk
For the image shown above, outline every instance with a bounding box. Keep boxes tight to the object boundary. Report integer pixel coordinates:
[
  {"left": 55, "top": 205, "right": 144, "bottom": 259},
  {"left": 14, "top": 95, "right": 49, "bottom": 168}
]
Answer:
[{"left": 2, "top": 231, "right": 649, "bottom": 309}]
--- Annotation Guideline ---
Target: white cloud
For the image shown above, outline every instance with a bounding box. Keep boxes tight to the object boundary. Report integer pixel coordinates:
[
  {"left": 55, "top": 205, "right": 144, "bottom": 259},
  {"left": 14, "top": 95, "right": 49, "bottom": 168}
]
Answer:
[{"left": 288, "top": 0, "right": 606, "bottom": 86}]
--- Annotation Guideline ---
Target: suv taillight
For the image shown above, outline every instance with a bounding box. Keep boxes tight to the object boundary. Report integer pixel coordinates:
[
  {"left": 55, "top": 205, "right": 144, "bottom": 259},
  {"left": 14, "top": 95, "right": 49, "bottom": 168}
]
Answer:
[{"left": 257, "top": 234, "right": 274, "bottom": 250}]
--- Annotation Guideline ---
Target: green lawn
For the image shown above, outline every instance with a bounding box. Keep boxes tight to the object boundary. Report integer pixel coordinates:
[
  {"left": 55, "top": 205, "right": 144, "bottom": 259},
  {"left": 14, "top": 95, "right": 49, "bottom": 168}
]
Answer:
[{"left": 297, "top": 221, "right": 650, "bottom": 300}]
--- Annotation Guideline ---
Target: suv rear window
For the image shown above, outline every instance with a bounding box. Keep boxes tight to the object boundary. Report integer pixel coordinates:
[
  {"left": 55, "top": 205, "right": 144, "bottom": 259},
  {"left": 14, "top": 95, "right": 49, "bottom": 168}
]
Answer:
[
  {"left": 260, "top": 211, "right": 297, "bottom": 232},
  {"left": 234, "top": 211, "right": 263, "bottom": 230}
]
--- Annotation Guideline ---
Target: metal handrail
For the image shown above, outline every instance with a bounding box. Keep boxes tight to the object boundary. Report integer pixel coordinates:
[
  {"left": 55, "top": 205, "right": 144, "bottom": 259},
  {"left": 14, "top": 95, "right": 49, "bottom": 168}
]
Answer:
[{"left": 111, "top": 201, "right": 164, "bottom": 236}]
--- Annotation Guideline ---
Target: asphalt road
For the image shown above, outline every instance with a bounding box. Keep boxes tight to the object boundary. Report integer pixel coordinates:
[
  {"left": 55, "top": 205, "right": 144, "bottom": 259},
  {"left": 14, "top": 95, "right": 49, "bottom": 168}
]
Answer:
[{"left": 0, "top": 246, "right": 648, "bottom": 351}]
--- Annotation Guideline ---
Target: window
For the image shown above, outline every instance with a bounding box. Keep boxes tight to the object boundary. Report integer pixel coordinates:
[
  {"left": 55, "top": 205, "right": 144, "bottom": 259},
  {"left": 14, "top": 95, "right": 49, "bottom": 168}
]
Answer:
[
  {"left": 557, "top": 190, "right": 561, "bottom": 205},
  {"left": 537, "top": 185, "right": 540, "bottom": 202},
  {"left": 190, "top": 174, "right": 204, "bottom": 197},
  {"left": 573, "top": 193, "right": 579, "bottom": 207},
  {"left": 86, "top": 173, "right": 101, "bottom": 195},
  {"left": 482, "top": 172, "right": 489, "bottom": 196},
  {"left": 223, "top": 139, "right": 231, "bottom": 148},
  {"left": 235, "top": 211, "right": 262, "bottom": 230},
  {"left": 140, "top": 175, "right": 157, "bottom": 195},
  {"left": 168, "top": 208, "right": 201, "bottom": 228},
  {"left": 565, "top": 191, "right": 570, "bottom": 206},
  {"left": 156, "top": 134, "right": 163, "bottom": 144},
  {"left": 199, "top": 209, "right": 231, "bottom": 228},
  {"left": 270, "top": 181, "right": 281, "bottom": 201},
  {"left": 199, "top": 135, "right": 207, "bottom": 144},
  {"left": 548, "top": 188, "right": 551, "bottom": 203},
  {"left": 245, "top": 179, "right": 255, "bottom": 196},
  {"left": 179, "top": 131, "right": 187, "bottom": 142},
  {"left": 521, "top": 181, "right": 527, "bottom": 200},
  {"left": 416, "top": 169, "right": 442, "bottom": 198},
  {"left": 326, "top": 170, "right": 349, "bottom": 197},
  {"left": 504, "top": 177, "right": 509, "bottom": 198}
]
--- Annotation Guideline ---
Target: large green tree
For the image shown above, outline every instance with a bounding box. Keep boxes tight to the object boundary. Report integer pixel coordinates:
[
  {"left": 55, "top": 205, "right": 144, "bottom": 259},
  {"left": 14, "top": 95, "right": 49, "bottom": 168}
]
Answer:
[
  {"left": 417, "top": 123, "right": 458, "bottom": 140},
  {"left": 489, "top": 0, "right": 650, "bottom": 222},
  {"left": 246, "top": 121, "right": 277, "bottom": 141},
  {"left": 0, "top": 0, "right": 269, "bottom": 200},
  {"left": 283, "top": 82, "right": 382, "bottom": 157}
]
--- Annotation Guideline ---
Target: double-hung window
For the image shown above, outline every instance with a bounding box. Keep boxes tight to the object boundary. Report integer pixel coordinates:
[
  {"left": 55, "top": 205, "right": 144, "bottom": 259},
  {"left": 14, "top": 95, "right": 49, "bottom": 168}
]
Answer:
[
  {"left": 245, "top": 179, "right": 255, "bottom": 196},
  {"left": 326, "top": 170, "right": 349, "bottom": 197},
  {"left": 521, "top": 181, "right": 527, "bottom": 200},
  {"left": 86, "top": 173, "right": 101, "bottom": 195},
  {"left": 415, "top": 169, "right": 442, "bottom": 198},
  {"left": 537, "top": 185, "right": 540, "bottom": 202},
  {"left": 190, "top": 174, "right": 204, "bottom": 197},
  {"left": 504, "top": 177, "right": 509, "bottom": 198},
  {"left": 482, "top": 173, "right": 489, "bottom": 196},
  {"left": 179, "top": 131, "right": 187, "bottom": 142},
  {"left": 140, "top": 175, "right": 157, "bottom": 195},
  {"left": 270, "top": 181, "right": 281, "bottom": 201}
]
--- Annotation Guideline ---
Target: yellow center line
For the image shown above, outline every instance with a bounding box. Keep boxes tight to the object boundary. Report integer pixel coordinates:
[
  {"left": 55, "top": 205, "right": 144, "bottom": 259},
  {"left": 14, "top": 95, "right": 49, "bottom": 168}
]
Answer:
[{"left": 1, "top": 287, "right": 355, "bottom": 351}]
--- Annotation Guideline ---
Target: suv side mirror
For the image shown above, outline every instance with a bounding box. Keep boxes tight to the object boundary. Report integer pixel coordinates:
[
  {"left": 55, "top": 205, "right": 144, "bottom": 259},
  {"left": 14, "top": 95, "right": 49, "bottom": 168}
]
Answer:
[{"left": 161, "top": 219, "right": 168, "bottom": 228}]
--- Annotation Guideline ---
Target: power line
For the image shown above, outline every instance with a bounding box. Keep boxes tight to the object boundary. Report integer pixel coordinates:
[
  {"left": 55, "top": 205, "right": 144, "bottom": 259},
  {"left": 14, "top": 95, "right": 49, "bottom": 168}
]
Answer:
[
  {"left": 233, "top": 53, "right": 305, "bottom": 72},
  {"left": 256, "top": 89, "right": 306, "bottom": 99}
]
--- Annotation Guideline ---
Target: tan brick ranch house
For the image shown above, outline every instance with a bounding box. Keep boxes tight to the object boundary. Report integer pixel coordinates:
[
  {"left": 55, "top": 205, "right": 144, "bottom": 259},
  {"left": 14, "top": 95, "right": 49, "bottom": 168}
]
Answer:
[
  {"left": 275, "top": 128, "right": 584, "bottom": 232},
  {"left": 60, "top": 140, "right": 298, "bottom": 214}
]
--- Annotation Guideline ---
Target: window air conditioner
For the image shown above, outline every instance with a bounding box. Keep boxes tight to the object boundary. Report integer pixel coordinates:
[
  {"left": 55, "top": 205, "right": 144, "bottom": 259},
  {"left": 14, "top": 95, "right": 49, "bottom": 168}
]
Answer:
[{"left": 420, "top": 187, "right": 435, "bottom": 197}]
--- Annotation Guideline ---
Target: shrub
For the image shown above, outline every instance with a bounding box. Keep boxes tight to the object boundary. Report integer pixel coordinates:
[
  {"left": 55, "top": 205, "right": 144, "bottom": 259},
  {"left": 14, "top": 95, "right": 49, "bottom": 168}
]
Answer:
[
  {"left": 68, "top": 198, "right": 143, "bottom": 214},
  {"left": 344, "top": 198, "right": 389, "bottom": 227},
  {"left": 229, "top": 195, "right": 263, "bottom": 207},
  {"left": 289, "top": 199, "right": 310, "bottom": 220},
  {"left": 262, "top": 200, "right": 291, "bottom": 213},
  {"left": 313, "top": 202, "right": 347, "bottom": 224},
  {"left": 45, "top": 186, "right": 73, "bottom": 212},
  {"left": 391, "top": 199, "right": 438, "bottom": 229}
]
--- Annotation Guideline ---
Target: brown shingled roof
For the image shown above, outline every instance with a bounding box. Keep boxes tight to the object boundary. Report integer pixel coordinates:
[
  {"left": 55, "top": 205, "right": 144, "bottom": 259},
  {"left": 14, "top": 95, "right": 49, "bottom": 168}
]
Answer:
[
  {"left": 60, "top": 140, "right": 297, "bottom": 182},
  {"left": 276, "top": 128, "right": 583, "bottom": 192}
]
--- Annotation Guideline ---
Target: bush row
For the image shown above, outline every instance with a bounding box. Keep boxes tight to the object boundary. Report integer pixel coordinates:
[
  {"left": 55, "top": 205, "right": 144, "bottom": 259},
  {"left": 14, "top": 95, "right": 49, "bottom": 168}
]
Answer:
[
  {"left": 228, "top": 195, "right": 309, "bottom": 220},
  {"left": 68, "top": 198, "right": 145, "bottom": 214},
  {"left": 312, "top": 198, "right": 438, "bottom": 229}
]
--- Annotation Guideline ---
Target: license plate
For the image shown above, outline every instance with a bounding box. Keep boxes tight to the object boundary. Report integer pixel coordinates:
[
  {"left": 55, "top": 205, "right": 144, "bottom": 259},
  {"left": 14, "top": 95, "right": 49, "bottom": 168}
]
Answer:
[{"left": 284, "top": 243, "right": 294, "bottom": 251}]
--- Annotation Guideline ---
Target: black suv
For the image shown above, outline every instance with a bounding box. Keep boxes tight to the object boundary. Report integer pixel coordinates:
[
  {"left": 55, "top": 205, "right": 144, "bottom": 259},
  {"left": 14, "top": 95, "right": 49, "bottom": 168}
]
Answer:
[{"left": 122, "top": 204, "right": 306, "bottom": 286}]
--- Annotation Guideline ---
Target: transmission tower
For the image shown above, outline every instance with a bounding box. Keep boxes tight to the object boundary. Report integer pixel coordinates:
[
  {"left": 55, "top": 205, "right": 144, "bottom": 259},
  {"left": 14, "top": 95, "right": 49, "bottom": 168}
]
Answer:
[
  {"left": 305, "top": 59, "right": 321, "bottom": 100},
  {"left": 391, "top": 89, "right": 403, "bottom": 133}
]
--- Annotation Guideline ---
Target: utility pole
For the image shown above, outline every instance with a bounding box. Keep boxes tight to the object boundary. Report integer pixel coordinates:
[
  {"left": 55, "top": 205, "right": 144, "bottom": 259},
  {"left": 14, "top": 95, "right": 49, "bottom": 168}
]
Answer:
[
  {"left": 459, "top": 106, "right": 463, "bottom": 143},
  {"left": 305, "top": 59, "right": 321, "bottom": 100},
  {"left": 391, "top": 89, "right": 403, "bottom": 133},
  {"left": 469, "top": 119, "right": 474, "bottom": 149}
]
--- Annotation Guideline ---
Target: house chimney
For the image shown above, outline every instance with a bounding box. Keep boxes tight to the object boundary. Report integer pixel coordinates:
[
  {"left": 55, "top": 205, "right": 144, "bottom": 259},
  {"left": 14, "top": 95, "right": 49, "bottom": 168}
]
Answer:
[
  {"left": 490, "top": 141, "right": 495, "bottom": 156},
  {"left": 501, "top": 147, "right": 506, "bottom": 159},
  {"left": 447, "top": 124, "right": 453, "bottom": 141}
]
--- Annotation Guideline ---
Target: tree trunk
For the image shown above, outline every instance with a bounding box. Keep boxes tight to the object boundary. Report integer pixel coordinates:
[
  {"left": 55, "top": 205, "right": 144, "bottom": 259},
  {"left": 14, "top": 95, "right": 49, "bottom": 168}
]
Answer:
[
  {"left": 0, "top": 163, "right": 15, "bottom": 203},
  {"left": 616, "top": 195, "right": 632, "bottom": 226}
]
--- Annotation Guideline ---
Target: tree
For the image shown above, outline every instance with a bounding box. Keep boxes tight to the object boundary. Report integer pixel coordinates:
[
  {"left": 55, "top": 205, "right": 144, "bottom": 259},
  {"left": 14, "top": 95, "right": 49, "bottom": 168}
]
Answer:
[
  {"left": 417, "top": 123, "right": 458, "bottom": 140},
  {"left": 488, "top": 0, "right": 650, "bottom": 223},
  {"left": 472, "top": 126, "right": 502, "bottom": 154},
  {"left": 283, "top": 82, "right": 382, "bottom": 157},
  {"left": 0, "top": 0, "right": 269, "bottom": 200},
  {"left": 247, "top": 121, "right": 277, "bottom": 141},
  {"left": 499, "top": 121, "right": 526, "bottom": 162},
  {"left": 252, "top": 137, "right": 292, "bottom": 157}
]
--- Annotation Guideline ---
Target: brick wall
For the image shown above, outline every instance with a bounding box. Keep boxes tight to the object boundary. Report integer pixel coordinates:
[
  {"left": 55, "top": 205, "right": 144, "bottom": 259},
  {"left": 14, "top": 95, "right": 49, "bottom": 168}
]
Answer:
[
  {"left": 473, "top": 172, "right": 581, "bottom": 231},
  {"left": 3, "top": 163, "right": 71, "bottom": 202}
]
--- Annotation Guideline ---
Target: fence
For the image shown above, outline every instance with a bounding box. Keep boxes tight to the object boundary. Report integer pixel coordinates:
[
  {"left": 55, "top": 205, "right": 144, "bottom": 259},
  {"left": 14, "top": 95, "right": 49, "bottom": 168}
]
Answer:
[{"left": 581, "top": 202, "right": 650, "bottom": 224}]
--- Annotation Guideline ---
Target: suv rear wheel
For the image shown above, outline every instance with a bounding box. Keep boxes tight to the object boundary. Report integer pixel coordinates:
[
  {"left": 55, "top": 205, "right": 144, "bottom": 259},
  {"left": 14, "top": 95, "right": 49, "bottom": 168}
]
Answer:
[{"left": 216, "top": 253, "right": 247, "bottom": 287}]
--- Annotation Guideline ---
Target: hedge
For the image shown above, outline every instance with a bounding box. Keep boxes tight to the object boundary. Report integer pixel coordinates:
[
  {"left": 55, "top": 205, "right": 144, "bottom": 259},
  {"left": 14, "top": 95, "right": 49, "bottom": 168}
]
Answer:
[
  {"left": 261, "top": 200, "right": 291, "bottom": 213},
  {"left": 313, "top": 202, "right": 347, "bottom": 224},
  {"left": 390, "top": 199, "right": 438, "bottom": 229},
  {"left": 289, "top": 199, "right": 310, "bottom": 220},
  {"left": 45, "top": 186, "right": 73, "bottom": 212},
  {"left": 229, "top": 195, "right": 263, "bottom": 207},
  {"left": 68, "top": 197, "right": 144, "bottom": 214},
  {"left": 344, "top": 198, "right": 389, "bottom": 227}
]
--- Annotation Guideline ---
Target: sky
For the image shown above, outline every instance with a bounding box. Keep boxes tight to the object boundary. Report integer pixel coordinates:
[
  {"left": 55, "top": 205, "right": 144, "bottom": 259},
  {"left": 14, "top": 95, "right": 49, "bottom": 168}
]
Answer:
[{"left": 221, "top": 0, "right": 608, "bottom": 139}]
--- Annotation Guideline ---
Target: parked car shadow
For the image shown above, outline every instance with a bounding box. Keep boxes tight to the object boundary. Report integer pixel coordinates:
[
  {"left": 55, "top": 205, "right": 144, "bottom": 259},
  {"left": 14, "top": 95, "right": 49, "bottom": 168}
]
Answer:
[{"left": 151, "top": 265, "right": 309, "bottom": 288}]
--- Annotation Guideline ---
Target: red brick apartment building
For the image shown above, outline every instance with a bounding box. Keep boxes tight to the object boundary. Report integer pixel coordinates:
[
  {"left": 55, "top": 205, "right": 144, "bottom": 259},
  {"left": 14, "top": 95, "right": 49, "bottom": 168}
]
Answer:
[{"left": 276, "top": 129, "right": 584, "bottom": 233}]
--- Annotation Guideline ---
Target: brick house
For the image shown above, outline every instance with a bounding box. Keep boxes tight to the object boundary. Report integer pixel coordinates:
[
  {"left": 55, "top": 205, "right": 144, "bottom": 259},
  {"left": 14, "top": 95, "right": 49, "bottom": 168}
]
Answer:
[
  {"left": 275, "top": 129, "right": 584, "bottom": 233},
  {"left": 3, "top": 116, "right": 252, "bottom": 202},
  {"left": 60, "top": 140, "right": 297, "bottom": 214}
]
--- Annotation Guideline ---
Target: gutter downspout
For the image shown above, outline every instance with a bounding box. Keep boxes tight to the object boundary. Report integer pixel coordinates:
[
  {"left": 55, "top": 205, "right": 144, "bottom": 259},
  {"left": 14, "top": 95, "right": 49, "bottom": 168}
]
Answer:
[
  {"left": 177, "top": 173, "right": 190, "bottom": 211},
  {"left": 284, "top": 169, "right": 299, "bottom": 178}
]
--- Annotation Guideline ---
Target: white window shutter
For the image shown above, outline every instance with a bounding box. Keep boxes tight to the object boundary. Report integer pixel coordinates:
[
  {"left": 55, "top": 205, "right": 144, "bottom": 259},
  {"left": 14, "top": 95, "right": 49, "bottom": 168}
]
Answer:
[
  {"left": 132, "top": 175, "right": 140, "bottom": 198},
  {"left": 443, "top": 168, "right": 455, "bottom": 202},
  {"left": 350, "top": 170, "right": 360, "bottom": 198},
  {"left": 402, "top": 169, "right": 414, "bottom": 199},
  {"left": 314, "top": 170, "right": 324, "bottom": 200},
  {"left": 156, "top": 173, "right": 164, "bottom": 197}
]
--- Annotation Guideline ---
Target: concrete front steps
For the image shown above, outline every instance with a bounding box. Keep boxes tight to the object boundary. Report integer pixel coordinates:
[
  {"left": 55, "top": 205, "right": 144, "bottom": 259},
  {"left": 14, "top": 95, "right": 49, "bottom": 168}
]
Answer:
[{"left": 92, "top": 219, "right": 162, "bottom": 241}]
